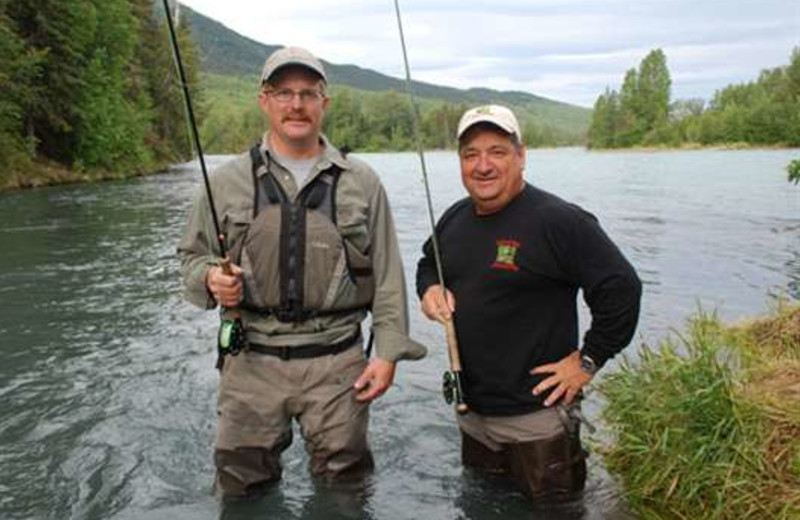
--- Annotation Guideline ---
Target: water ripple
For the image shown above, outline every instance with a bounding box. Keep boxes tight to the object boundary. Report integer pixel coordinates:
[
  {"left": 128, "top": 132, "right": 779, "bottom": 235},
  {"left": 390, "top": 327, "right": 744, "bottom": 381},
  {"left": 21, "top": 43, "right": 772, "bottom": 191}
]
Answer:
[{"left": 1, "top": 149, "right": 798, "bottom": 519}]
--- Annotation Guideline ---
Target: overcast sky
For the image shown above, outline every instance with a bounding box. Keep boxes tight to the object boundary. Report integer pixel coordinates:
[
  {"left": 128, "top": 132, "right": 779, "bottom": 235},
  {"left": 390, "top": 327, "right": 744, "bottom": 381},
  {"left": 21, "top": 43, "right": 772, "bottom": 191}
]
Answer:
[{"left": 178, "top": 0, "right": 799, "bottom": 108}]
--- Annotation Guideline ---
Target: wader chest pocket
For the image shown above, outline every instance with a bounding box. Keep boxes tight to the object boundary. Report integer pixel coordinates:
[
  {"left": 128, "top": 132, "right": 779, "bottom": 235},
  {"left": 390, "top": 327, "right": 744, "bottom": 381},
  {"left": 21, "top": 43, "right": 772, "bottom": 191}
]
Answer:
[
  {"left": 232, "top": 206, "right": 374, "bottom": 315},
  {"left": 231, "top": 145, "right": 375, "bottom": 319},
  {"left": 223, "top": 210, "right": 253, "bottom": 251}
]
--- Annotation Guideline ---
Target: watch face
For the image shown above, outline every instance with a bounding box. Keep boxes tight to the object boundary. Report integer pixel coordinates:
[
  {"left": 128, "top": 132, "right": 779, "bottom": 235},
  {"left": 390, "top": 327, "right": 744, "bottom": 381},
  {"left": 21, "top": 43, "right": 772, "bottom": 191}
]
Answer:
[{"left": 580, "top": 356, "right": 597, "bottom": 374}]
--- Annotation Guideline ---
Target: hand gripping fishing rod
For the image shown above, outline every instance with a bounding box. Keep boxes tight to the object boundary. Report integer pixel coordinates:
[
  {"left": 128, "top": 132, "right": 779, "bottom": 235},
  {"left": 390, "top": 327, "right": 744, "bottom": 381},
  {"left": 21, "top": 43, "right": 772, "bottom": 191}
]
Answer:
[
  {"left": 161, "top": 0, "right": 245, "bottom": 360},
  {"left": 393, "top": 0, "right": 467, "bottom": 414}
]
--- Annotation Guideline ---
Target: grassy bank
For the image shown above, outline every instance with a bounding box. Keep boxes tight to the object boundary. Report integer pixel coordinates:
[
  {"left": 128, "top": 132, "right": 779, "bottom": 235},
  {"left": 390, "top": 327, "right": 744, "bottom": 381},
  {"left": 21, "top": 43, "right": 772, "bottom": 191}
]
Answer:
[
  {"left": 0, "top": 158, "right": 175, "bottom": 192},
  {"left": 599, "top": 303, "right": 800, "bottom": 520}
]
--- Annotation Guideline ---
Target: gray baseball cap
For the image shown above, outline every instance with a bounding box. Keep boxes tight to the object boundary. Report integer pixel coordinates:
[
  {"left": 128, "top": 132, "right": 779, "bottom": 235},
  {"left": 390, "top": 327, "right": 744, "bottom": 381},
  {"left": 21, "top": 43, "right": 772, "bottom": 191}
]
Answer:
[{"left": 260, "top": 46, "right": 327, "bottom": 86}]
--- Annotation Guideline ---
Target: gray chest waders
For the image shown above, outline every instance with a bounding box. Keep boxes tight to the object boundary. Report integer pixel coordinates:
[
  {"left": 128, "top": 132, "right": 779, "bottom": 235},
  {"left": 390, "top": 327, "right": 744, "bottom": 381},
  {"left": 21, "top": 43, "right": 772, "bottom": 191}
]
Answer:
[{"left": 222, "top": 146, "right": 375, "bottom": 358}]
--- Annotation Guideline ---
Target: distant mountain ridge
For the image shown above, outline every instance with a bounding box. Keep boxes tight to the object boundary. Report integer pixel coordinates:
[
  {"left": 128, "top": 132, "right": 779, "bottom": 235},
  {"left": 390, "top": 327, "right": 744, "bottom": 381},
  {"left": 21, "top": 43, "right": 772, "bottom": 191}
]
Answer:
[{"left": 180, "top": 4, "right": 590, "bottom": 134}]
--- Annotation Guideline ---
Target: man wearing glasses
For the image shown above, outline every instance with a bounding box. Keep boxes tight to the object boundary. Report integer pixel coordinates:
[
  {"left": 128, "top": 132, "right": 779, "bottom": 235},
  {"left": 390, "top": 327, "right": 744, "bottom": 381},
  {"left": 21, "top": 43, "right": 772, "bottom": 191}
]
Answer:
[{"left": 178, "top": 47, "right": 426, "bottom": 500}]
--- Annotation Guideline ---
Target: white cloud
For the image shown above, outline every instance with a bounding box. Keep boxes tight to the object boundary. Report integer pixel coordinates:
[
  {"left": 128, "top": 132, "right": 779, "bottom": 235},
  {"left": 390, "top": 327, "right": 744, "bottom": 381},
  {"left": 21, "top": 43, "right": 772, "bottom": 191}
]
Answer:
[{"left": 177, "top": 0, "right": 800, "bottom": 107}]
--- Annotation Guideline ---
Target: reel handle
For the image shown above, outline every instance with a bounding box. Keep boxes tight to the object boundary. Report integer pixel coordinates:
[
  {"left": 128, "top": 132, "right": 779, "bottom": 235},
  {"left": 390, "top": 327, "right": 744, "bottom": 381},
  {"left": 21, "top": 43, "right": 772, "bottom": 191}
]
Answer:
[
  {"left": 218, "top": 255, "right": 234, "bottom": 276},
  {"left": 444, "top": 318, "right": 468, "bottom": 414}
]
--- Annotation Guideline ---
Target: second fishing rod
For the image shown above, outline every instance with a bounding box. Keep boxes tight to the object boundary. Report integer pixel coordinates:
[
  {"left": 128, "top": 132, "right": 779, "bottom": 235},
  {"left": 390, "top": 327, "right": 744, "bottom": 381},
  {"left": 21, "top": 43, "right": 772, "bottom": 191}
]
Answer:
[{"left": 392, "top": 0, "right": 468, "bottom": 414}]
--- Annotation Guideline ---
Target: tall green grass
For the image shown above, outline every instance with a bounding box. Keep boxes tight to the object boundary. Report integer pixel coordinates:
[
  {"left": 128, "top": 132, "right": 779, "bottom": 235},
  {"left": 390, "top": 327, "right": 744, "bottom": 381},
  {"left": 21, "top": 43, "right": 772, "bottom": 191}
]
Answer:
[{"left": 599, "top": 305, "right": 800, "bottom": 519}]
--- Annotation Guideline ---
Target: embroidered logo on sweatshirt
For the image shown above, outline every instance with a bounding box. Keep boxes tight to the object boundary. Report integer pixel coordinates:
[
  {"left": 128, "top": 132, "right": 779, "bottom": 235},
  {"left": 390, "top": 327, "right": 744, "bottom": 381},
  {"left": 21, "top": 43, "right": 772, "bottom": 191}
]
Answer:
[{"left": 491, "top": 239, "right": 520, "bottom": 271}]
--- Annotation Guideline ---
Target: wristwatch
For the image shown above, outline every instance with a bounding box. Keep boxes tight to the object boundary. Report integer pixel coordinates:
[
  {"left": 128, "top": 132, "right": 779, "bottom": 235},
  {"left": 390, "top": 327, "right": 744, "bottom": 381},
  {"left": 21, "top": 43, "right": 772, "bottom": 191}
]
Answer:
[{"left": 580, "top": 354, "right": 599, "bottom": 376}]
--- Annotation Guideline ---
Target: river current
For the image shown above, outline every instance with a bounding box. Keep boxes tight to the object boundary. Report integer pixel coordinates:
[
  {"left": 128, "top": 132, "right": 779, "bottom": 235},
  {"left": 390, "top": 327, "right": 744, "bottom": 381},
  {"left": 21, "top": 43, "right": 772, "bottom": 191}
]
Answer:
[{"left": 1, "top": 148, "right": 798, "bottom": 519}]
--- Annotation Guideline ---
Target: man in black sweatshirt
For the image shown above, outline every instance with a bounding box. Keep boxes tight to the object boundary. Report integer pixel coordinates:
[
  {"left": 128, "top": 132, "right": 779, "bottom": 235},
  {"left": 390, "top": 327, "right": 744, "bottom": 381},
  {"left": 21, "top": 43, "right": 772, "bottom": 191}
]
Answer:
[{"left": 416, "top": 104, "right": 641, "bottom": 501}]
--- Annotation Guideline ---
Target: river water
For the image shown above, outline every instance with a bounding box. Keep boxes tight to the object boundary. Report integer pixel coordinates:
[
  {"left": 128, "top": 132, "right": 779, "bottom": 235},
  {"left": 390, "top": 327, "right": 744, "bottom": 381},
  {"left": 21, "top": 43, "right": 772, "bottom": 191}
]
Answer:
[{"left": 1, "top": 148, "right": 798, "bottom": 520}]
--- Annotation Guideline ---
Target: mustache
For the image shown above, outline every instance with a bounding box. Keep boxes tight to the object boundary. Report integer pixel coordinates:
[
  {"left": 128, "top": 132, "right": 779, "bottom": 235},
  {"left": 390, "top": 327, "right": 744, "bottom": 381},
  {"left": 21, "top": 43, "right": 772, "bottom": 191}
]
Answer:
[{"left": 282, "top": 115, "right": 312, "bottom": 123}]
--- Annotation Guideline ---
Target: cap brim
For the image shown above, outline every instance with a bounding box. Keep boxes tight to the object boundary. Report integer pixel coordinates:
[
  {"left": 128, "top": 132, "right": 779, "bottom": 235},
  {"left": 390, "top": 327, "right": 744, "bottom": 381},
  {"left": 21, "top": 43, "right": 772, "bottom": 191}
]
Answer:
[
  {"left": 264, "top": 62, "right": 327, "bottom": 84},
  {"left": 458, "top": 117, "right": 517, "bottom": 139}
]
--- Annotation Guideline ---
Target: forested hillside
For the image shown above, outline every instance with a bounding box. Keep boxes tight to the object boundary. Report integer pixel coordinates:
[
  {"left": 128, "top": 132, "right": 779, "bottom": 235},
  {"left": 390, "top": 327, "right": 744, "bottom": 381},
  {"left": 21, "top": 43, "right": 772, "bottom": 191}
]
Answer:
[
  {"left": 4, "top": 2, "right": 794, "bottom": 191},
  {"left": 184, "top": 5, "right": 591, "bottom": 152},
  {"left": 198, "top": 73, "right": 586, "bottom": 153},
  {"left": 0, "top": 0, "right": 202, "bottom": 189}
]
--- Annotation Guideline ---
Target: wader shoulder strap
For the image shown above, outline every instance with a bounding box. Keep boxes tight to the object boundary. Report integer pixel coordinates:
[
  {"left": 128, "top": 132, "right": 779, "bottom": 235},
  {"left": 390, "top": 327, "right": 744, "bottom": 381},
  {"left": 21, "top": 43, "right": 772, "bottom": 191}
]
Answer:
[
  {"left": 250, "top": 144, "right": 288, "bottom": 214},
  {"left": 242, "top": 145, "right": 369, "bottom": 322}
]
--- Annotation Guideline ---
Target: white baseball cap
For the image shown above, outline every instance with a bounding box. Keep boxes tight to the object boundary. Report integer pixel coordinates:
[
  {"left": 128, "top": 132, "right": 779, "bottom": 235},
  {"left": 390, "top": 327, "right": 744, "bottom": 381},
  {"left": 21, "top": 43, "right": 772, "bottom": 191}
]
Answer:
[{"left": 457, "top": 104, "right": 522, "bottom": 141}]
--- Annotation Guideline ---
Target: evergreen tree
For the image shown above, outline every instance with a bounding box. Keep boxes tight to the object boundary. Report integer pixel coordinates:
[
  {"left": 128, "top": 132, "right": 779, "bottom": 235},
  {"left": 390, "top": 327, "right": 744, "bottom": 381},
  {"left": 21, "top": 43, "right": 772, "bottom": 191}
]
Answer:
[
  {"left": 638, "top": 49, "right": 671, "bottom": 140},
  {"left": 7, "top": 0, "right": 96, "bottom": 164},
  {"left": 588, "top": 88, "right": 621, "bottom": 148},
  {"left": 590, "top": 49, "right": 673, "bottom": 149},
  {"left": 617, "top": 68, "right": 643, "bottom": 146},
  {"left": 1, "top": 0, "right": 204, "bottom": 182},
  {"left": 74, "top": 0, "right": 152, "bottom": 171},
  {"left": 133, "top": 0, "right": 202, "bottom": 161},
  {"left": 0, "top": 2, "right": 43, "bottom": 177}
]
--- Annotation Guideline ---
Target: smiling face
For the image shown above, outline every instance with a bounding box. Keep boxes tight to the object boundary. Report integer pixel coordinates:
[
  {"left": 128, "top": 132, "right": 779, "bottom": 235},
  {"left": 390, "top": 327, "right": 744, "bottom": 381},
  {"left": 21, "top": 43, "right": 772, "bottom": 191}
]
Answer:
[
  {"left": 259, "top": 66, "right": 329, "bottom": 157},
  {"left": 458, "top": 124, "right": 526, "bottom": 215}
]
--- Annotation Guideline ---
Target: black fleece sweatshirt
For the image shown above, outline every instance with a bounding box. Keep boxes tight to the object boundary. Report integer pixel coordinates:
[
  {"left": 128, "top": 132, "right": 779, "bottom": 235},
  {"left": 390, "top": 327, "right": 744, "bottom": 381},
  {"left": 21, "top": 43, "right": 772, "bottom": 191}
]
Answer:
[{"left": 416, "top": 184, "right": 642, "bottom": 416}]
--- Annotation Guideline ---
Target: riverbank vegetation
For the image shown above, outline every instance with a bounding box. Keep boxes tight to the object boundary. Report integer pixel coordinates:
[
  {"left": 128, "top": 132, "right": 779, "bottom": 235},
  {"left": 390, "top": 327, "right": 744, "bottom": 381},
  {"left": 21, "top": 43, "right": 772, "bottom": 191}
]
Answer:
[
  {"left": 3, "top": 2, "right": 796, "bottom": 191},
  {"left": 198, "top": 73, "right": 581, "bottom": 155},
  {"left": 184, "top": 3, "right": 589, "bottom": 155},
  {"left": 589, "top": 47, "right": 800, "bottom": 150},
  {"left": 0, "top": 0, "right": 201, "bottom": 190},
  {"left": 599, "top": 304, "right": 800, "bottom": 519}
]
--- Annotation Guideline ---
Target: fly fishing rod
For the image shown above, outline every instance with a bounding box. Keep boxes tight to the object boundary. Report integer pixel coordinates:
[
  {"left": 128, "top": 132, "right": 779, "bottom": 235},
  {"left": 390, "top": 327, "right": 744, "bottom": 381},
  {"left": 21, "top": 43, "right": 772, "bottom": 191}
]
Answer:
[
  {"left": 161, "top": 0, "right": 245, "bottom": 360},
  {"left": 392, "top": 0, "right": 467, "bottom": 414}
]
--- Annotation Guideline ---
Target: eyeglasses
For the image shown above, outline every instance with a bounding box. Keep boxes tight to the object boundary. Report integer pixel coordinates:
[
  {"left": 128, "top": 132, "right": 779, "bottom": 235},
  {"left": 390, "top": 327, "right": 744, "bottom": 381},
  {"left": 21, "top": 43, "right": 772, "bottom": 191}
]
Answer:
[{"left": 267, "top": 88, "right": 325, "bottom": 104}]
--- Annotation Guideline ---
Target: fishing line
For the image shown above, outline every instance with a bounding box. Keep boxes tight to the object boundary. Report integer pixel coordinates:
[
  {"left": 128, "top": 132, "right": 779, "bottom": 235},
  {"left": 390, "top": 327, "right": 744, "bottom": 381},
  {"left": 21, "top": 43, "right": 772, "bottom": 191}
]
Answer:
[{"left": 392, "top": 0, "right": 467, "bottom": 413}]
